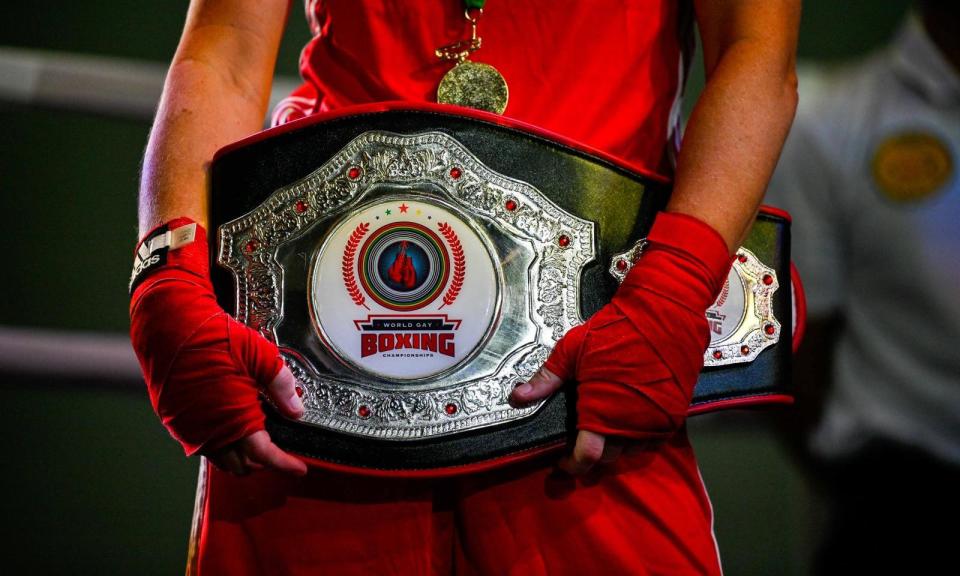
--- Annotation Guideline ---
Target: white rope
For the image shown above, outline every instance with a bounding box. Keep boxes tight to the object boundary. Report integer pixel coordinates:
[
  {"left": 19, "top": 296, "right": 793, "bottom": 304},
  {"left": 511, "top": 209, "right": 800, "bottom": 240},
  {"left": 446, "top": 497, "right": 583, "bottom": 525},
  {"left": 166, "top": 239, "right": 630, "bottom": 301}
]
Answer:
[
  {"left": 0, "top": 48, "right": 303, "bottom": 387},
  {"left": 0, "top": 46, "right": 300, "bottom": 122},
  {"left": 0, "top": 326, "right": 141, "bottom": 386}
]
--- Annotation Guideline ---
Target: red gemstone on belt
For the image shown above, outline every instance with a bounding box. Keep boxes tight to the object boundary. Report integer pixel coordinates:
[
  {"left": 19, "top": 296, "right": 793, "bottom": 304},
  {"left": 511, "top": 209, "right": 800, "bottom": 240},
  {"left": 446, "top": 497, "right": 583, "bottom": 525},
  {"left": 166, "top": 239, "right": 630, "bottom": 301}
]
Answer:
[
  {"left": 712, "top": 350, "right": 723, "bottom": 360},
  {"left": 764, "top": 323, "right": 776, "bottom": 336},
  {"left": 616, "top": 259, "right": 628, "bottom": 271},
  {"left": 348, "top": 166, "right": 362, "bottom": 180},
  {"left": 244, "top": 239, "right": 258, "bottom": 253},
  {"left": 295, "top": 386, "right": 304, "bottom": 398},
  {"left": 740, "top": 345, "right": 750, "bottom": 356},
  {"left": 738, "top": 254, "right": 748, "bottom": 263},
  {"left": 295, "top": 200, "right": 308, "bottom": 214},
  {"left": 762, "top": 274, "right": 774, "bottom": 285},
  {"left": 450, "top": 167, "right": 462, "bottom": 179},
  {"left": 505, "top": 199, "right": 517, "bottom": 211},
  {"left": 558, "top": 235, "right": 570, "bottom": 247},
  {"left": 445, "top": 403, "right": 458, "bottom": 415},
  {"left": 358, "top": 405, "right": 371, "bottom": 418}
]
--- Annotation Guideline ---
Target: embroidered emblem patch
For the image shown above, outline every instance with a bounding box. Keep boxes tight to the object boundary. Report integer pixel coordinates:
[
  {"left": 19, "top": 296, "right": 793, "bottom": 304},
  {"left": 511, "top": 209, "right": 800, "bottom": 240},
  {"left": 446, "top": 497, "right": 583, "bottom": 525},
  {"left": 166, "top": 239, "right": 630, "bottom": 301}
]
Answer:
[{"left": 872, "top": 131, "right": 953, "bottom": 202}]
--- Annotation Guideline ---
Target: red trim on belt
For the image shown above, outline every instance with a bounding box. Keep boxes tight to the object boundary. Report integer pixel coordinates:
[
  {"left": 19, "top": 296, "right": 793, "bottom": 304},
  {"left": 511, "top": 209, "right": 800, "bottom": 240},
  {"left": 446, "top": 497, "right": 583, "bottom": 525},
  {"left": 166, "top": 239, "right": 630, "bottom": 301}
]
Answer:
[
  {"left": 296, "top": 441, "right": 566, "bottom": 479},
  {"left": 757, "top": 204, "right": 793, "bottom": 222},
  {"left": 687, "top": 394, "right": 794, "bottom": 416},
  {"left": 791, "top": 261, "right": 807, "bottom": 353}
]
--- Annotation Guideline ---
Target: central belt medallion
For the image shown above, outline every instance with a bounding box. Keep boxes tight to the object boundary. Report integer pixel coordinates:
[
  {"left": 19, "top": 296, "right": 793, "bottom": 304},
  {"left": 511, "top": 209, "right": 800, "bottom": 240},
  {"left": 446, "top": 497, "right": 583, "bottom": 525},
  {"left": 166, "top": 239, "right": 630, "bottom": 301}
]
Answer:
[
  {"left": 311, "top": 198, "right": 500, "bottom": 381},
  {"left": 218, "top": 130, "right": 596, "bottom": 442}
]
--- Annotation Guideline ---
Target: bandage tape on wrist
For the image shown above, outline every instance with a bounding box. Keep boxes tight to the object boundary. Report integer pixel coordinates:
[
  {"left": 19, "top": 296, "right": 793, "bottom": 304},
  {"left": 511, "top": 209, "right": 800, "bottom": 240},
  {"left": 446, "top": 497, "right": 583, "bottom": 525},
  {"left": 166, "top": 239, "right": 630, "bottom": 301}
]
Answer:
[{"left": 129, "top": 221, "right": 199, "bottom": 294}]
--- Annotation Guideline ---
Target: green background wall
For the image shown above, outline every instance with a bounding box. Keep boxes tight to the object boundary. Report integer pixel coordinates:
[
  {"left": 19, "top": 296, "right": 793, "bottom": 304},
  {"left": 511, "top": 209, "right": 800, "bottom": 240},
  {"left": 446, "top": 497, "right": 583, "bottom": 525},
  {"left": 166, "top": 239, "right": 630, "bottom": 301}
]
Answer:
[{"left": 1, "top": 2, "right": 912, "bottom": 574}]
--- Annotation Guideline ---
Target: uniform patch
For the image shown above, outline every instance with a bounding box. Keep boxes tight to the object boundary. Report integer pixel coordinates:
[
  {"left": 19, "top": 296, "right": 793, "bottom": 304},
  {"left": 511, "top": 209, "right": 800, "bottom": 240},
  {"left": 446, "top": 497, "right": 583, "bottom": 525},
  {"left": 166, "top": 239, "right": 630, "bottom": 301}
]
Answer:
[{"left": 872, "top": 132, "right": 953, "bottom": 202}]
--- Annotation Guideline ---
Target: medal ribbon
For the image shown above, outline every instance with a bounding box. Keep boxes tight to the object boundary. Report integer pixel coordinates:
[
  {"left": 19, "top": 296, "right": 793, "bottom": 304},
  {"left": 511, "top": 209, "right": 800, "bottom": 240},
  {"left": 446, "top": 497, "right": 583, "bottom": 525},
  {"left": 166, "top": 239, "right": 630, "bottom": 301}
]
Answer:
[{"left": 436, "top": 4, "right": 484, "bottom": 62}]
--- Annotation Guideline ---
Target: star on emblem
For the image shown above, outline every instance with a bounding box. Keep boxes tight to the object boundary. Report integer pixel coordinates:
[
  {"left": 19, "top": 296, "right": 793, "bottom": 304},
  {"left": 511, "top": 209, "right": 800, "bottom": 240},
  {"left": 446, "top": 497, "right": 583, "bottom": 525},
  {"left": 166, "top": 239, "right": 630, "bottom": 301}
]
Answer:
[{"left": 399, "top": 203, "right": 409, "bottom": 213}]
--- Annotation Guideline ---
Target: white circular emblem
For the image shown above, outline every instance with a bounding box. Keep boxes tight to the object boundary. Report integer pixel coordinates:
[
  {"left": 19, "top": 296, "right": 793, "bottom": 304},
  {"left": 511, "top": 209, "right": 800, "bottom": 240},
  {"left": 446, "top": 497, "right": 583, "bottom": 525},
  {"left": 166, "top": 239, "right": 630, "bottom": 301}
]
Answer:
[
  {"left": 706, "top": 267, "right": 747, "bottom": 346},
  {"left": 310, "top": 198, "right": 500, "bottom": 381}
]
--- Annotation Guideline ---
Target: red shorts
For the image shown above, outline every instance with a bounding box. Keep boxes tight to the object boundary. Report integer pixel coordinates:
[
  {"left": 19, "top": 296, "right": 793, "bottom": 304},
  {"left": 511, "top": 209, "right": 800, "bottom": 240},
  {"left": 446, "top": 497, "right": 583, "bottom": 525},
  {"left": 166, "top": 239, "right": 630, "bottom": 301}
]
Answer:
[{"left": 190, "top": 428, "right": 721, "bottom": 575}]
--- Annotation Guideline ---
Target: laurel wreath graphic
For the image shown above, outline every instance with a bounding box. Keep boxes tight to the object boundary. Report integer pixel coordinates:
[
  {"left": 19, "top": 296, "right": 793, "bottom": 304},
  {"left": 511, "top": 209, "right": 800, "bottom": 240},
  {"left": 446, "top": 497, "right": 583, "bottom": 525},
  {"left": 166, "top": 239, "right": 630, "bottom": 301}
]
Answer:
[
  {"left": 343, "top": 222, "right": 370, "bottom": 309},
  {"left": 438, "top": 222, "right": 466, "bottom": 309}
]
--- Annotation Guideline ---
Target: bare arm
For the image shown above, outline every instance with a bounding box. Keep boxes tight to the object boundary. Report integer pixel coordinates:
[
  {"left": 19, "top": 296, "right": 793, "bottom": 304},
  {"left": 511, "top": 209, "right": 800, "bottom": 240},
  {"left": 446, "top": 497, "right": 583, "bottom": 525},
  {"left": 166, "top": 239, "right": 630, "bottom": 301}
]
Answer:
[
  {"left": 513, "top": 0, "right": 801, "bottom": 474},
  {"left": 134, "top": 0, "right": 307, "bottom": 476},
  {"left": 674, "top": 0, "right": 800, "bottom": 252},
  {"left": 138, "top": 0, "right": 290, "bottom": 235}
]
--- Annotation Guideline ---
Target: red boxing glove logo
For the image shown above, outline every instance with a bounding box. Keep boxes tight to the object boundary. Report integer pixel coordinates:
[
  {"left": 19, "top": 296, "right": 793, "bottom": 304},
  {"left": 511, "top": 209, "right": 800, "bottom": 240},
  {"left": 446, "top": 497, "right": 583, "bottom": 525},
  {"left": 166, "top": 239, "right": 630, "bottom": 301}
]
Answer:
[{"left": 387, "top": 240, "right": 418, "bottom": 289}]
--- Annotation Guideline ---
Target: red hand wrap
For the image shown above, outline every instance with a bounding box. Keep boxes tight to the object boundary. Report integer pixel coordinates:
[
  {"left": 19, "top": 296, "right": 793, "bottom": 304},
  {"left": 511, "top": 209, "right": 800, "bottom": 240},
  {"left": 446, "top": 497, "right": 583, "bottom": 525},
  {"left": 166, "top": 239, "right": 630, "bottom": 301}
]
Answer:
[
  {"left": 129, "top": 218, "right": 284, "bottom": 456},
  {"left": 544, "top": 212, "right": 733, "bottom": 440}
]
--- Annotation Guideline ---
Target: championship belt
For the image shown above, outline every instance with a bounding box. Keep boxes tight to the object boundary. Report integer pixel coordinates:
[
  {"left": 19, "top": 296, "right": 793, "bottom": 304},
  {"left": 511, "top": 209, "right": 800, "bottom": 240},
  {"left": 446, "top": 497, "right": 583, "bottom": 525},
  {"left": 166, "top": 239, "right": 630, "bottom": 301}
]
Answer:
[{"left": 210, "top": 104, "right": 800, "bottom": 476}]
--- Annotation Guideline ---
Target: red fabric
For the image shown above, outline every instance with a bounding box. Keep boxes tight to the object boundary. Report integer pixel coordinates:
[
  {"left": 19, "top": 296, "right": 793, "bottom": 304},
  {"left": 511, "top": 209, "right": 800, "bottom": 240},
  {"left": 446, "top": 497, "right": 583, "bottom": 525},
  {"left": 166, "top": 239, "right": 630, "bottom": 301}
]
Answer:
[
  {"left": 129, "top": 219, "right": 284, "bottom": 456},
  {"left": 195, "top": 433, "right": 721, "bottom": 575},
  {"left": 270, "top": 81, "right": 318, "bottom": 127},
  {"left": 190, "top": 213, "right": 730, "bottom": 575},
  {"left": 189, "top": 2, "right": 725, "bottom": 572},
  {"left": 296, "top": 0, "right": 690, "bottom": 177},
  {"left": 545, "top": 212, "right": 733, "bottom": 439}
]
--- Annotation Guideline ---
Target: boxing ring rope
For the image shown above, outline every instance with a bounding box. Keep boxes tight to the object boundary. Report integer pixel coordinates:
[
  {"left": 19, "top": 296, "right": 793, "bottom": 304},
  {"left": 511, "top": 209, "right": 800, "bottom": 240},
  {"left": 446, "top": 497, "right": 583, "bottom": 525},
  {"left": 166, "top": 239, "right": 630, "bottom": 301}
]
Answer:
[
  {"left": 0, "top": 46, "right": 299, "bottom": 388},
  {"left": 0, "top": 46, "right": 300, "bottom": 122},
  {"left": 0, "top": 327, "right": 142, "bottom": 388}
]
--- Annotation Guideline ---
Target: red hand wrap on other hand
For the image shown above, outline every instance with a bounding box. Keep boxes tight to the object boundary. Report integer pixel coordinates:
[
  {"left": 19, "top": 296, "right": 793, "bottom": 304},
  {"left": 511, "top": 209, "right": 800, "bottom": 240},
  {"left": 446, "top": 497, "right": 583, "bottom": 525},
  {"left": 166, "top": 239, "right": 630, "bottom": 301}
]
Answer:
[
  {"left": 544, "top": 212, "right": 733, "bottom": 440},
  {"left": 129, "top": 218, "right": 283, "bottom": 456}
]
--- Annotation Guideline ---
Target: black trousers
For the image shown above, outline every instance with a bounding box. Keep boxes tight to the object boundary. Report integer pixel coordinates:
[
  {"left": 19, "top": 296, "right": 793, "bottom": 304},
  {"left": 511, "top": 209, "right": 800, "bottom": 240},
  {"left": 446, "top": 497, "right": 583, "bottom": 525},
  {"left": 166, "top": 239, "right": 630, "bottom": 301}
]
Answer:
[{"left": 814, "top": 439, "right": 960, "bottom": 575}]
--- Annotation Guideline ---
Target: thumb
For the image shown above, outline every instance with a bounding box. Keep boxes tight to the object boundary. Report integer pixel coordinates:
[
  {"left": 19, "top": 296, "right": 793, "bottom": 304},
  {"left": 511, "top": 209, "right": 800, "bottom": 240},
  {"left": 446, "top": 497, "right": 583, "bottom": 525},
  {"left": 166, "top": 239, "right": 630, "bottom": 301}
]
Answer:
[
  {"left": 510, "top": 366, "right": 564, "bottom": 405},
  {"left": 511, "top": 323, "right": 588, "bottom": 405},
  {"left": 266, "top": 364, "right": 304, "bottom": 419}
]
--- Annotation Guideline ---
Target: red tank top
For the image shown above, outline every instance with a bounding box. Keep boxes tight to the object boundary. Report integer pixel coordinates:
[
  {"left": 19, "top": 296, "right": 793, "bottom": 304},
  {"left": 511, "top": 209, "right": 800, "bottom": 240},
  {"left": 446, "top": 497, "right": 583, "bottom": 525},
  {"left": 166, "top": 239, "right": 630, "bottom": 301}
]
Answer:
[{"left": 280, "top": 0, "right": 693, "bottom": 178}]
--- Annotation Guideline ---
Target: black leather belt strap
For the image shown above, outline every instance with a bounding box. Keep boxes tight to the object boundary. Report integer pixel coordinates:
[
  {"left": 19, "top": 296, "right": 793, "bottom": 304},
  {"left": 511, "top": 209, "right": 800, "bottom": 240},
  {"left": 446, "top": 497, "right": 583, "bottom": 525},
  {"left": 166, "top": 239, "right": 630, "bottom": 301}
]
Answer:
[{"left": 209, "top": 105, "right": 793, "bottom": 475}]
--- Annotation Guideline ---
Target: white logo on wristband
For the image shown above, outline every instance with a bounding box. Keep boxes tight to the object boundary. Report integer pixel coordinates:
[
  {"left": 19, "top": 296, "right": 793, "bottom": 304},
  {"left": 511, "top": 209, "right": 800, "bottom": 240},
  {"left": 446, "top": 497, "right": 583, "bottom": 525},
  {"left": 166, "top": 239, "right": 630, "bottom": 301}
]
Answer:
[{"left": 130, "top": 222, "right": 198, "bottom": 292}]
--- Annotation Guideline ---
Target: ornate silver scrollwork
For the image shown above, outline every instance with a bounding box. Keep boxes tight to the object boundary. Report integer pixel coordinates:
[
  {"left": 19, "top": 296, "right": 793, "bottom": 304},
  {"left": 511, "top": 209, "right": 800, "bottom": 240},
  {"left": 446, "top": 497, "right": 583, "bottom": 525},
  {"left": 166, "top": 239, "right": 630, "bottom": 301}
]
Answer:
[
  {"left": 609, "top": 244, "right": 780, "bottom": 366},
  {"left": 219, "top": 131, "right": 595, "bottom": 440}
]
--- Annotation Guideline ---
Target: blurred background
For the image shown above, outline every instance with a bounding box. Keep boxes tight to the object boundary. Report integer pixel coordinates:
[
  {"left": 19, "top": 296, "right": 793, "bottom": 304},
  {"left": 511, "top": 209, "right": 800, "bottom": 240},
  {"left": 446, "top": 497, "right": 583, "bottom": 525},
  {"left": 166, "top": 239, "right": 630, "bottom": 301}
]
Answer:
[{"left": 0, "top": 2, "right": 914, "bottom": 574}]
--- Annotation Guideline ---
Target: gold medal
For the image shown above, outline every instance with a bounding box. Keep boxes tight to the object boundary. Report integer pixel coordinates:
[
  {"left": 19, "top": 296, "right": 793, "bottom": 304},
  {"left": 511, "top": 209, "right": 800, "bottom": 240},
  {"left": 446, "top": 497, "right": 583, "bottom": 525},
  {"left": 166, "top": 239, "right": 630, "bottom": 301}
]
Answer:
[
  {"left": 435, "top": 7, "right": 509, "bottom": 114},
  {"left": 437, "top": 60, "right": 509, "bottom": 114}
]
